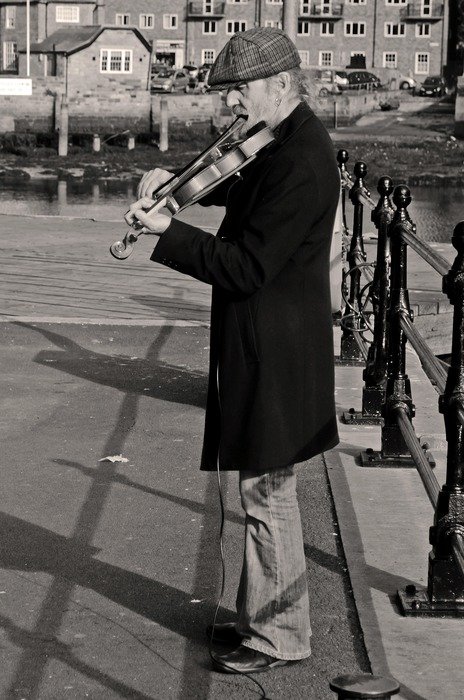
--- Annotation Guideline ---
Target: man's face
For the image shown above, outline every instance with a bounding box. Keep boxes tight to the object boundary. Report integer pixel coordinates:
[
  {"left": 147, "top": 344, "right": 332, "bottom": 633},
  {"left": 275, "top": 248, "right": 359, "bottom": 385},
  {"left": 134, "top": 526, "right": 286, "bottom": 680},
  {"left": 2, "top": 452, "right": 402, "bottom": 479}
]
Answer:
[{"left": 225, "top": 78, "right": 276, "bottom": 130}]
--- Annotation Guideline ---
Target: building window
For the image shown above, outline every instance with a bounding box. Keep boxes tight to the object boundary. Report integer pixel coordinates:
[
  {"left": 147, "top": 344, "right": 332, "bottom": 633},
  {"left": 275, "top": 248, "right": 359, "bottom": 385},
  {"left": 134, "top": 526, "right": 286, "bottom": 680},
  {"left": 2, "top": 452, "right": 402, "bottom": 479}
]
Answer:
[
  {"left": 226, "top": 20, "right": 247, "bottom": 33},
  {"left": 5, "top": 7, "right": 15, "bottom": 28},
  {"left": 266, "top": 0, "right": 283, "bottom": 3},
  {"left": 2, "top": 41, "right": 17, "bottom": 71},
  {"left": 385, "top": 0, "right": 406, "bottom": 4},
  {"left": 348, "top": 0, "right": 366, "bottom": 3},
  {"left": 203, "top": 0, "right": 213, "bottom": 13},
  {"left": 385, "top": 22, "right": 406, "bottom": 36},
  {"left": 345, "top": 22, "right": 366, "bottom": 36},
  {"left": 203, "top": 20, "right": 217, "bottom": 34},
  {"left": 227, "top": 0, "right": 248, "bottom": 3},
  {"left": 321, "top": 21, "right": 334, "bottom": 36},
  {"left": 319, "top": 50, "right": 333, "bottom": 66},
  {"left": 321, "top": 0, "right": 332, "bottom": 14},
  {"left": 202, "top": 49, "right": 216, "bottom": 64},
  {"left": 421, "top": 0, "right": 431, "bottom": 16},
  {"left": 383, "top": 52, "right": 397, "bottom": 67},
  {"left": 415, "top": 52, "right": 429, "bottom": 73},
  {"left": 115, "top": 14, "right": 130, "bottom": 26},
  {"left": 56, "top": 5, "right": 80, "bottom": 22},
  {"left": 300, "top": 0, "right": 310, "bottom": 13},
  {"left": 298, "top": 50, "right": 310, "bottom": 66},
  {"left": 416, "top": 23, "right": 430, "bottom": 37},
  {"left": 100, "top": 49, "right": 132, "bottom": 73},
  {"left": 163, "top": 14, "right": 178, "bottom": 29},
  {"left": 264, "top": 20, "right": 282, "bottom": 28},
  {"left": 298, "top": 20, "right": 310, "bottom": 35},
  {"left": 140, "top": 14, "right": 154, "bottom": 28}
]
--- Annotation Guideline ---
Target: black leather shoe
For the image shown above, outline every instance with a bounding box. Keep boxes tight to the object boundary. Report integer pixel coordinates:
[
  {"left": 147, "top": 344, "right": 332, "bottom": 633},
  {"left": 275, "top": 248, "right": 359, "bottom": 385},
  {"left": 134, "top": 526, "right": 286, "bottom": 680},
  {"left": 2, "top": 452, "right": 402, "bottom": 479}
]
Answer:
[
  {"left": 211, "top": 644, "right": 288, "bottom": 674},
  {"left": 205, "top": 622, "right": 243, "bottom": 646}
]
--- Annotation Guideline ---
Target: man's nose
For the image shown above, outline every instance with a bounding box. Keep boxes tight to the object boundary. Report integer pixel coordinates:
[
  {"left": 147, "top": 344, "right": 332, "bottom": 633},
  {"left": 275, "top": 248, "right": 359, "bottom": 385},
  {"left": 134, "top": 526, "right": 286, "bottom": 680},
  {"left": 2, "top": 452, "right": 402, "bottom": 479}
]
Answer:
[{"left": 225, "top": 89, "right": 240, "bottom": 108}]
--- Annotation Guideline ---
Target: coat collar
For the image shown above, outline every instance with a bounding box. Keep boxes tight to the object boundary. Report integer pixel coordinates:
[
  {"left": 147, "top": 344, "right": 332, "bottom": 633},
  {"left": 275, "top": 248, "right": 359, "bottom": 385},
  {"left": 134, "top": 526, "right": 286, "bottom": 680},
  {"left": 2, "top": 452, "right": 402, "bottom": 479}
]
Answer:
[{"left": 273, "top": 100, "right": 314, "bottom": 144}]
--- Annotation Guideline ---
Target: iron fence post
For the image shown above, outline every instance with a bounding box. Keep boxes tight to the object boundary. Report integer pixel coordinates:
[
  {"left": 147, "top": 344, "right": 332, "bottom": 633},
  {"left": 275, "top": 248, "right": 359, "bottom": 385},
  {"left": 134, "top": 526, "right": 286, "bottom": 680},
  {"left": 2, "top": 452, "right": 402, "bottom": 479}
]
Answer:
[
  {"left": 336, "top": 149, "right": 350, "bottom": 235},
  {"left": 364, "top": 176, "right": 394, "bottom": 413},
  {"left": 431, "top": 222, "right": 464, "bottom": 607},
  {"left": 398, "top": 222, "right": 464, "bottom": 616},
  {"left": 339, "top": 161, "right": 369, "bottom": 364},
  {"left": 361, "top": 185, "right": 416, "bottom": 467},
  {"left": 343, "top": 177, "right": 394, "bottom": 424}
]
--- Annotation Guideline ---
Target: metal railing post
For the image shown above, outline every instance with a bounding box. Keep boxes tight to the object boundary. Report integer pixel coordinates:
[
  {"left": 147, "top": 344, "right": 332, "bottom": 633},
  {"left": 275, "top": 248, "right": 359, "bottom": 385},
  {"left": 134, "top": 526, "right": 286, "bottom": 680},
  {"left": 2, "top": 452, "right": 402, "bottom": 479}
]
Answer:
[
  {"left": 398, "top": 222, "right": 464, "bottom": 616},
  {"left": 343, "top": 177, "right": 394, "bottom": 424},
  {"left": 430, "top": 222, "right": 464, "bottom": 608},
  {"left": 336, "top": 149, "right": 350, "bottom": 235},
  {"left": 361, "top": 185, "right": 417, "bottom": 467},
  {"left": 339, "top": 161, "right": 369, "bottom": 365}
]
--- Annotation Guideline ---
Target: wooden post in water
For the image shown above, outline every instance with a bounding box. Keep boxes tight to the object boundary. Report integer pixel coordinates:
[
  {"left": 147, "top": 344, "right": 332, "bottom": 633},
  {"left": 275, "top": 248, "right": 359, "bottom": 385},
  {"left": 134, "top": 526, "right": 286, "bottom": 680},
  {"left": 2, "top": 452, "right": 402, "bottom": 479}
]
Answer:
[
  {"left": 58, "top": 94, "right": 68, "bottom": 157},
  {"left": 92, "top": 134, "right": 101, "bottom": 152},
  {"left": 159, "top": 99, "right": 168, "bottom": 152}
]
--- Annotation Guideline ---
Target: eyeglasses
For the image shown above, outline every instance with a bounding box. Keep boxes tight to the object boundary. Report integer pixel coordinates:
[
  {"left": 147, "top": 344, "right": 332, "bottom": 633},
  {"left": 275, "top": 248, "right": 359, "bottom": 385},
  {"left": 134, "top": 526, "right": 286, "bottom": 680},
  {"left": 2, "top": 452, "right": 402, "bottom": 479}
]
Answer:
[{"left": 226, "top": 82, "right": 248, "bottom": 94}]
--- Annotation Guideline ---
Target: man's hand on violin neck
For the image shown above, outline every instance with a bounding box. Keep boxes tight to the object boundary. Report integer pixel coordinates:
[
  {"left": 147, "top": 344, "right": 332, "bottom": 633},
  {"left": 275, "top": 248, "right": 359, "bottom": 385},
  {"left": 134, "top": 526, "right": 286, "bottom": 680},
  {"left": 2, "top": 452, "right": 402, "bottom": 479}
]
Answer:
[
  {"left": 137, "top": 168, "right": 174, "bottom": 199},
  {"left": 125, "top": 197, "right": 171, "bottom": 236}
]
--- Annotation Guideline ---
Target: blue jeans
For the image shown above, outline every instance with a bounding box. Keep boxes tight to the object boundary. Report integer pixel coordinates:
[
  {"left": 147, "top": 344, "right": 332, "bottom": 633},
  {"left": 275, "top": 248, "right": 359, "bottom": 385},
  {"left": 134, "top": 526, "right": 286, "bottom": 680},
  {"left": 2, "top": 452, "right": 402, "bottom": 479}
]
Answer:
[{"left": 235, "top": 466, "right": 312, "bottom": 661}]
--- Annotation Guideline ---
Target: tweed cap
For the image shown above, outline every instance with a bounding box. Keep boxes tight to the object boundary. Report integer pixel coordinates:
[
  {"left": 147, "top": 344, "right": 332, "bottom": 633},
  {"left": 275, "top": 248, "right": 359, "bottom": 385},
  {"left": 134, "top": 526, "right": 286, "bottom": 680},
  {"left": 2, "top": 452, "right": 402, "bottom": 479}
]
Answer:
[{"left": 207, "top": 27, "right": 301, "bottom": 91}]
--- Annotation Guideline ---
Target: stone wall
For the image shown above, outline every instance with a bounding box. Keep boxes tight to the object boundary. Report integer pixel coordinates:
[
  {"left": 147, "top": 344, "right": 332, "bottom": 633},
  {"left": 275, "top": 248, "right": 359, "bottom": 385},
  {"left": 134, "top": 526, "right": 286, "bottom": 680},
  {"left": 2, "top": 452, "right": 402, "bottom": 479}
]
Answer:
[
  {"left": 454, "top": 75, "right": 464, "bottom": 137},
  {"left": 0, "top": 81, "right": 385, "bottom": 134}
]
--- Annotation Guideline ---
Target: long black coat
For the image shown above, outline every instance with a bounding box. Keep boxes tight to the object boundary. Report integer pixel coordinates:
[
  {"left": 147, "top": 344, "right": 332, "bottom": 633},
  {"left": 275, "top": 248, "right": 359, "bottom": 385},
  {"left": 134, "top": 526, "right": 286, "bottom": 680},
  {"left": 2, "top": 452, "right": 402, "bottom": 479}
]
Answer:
[{"left": 151, "top": 102, "right": 340, "bottom": 471}]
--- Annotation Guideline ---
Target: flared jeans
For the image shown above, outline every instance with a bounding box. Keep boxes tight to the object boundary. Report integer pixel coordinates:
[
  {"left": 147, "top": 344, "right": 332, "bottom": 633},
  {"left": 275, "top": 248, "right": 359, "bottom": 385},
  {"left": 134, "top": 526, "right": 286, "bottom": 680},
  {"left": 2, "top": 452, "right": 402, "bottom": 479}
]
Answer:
[{"left": 235, "top": 466, "right": 312, "bottom": 661}]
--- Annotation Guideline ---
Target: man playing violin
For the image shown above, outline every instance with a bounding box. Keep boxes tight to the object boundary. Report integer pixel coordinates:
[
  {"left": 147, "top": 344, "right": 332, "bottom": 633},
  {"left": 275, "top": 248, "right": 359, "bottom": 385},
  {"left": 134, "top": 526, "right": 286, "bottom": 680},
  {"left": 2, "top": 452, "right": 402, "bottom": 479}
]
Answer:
[{"left": 126, "top": 27, "right": 340, "bottom": 675}]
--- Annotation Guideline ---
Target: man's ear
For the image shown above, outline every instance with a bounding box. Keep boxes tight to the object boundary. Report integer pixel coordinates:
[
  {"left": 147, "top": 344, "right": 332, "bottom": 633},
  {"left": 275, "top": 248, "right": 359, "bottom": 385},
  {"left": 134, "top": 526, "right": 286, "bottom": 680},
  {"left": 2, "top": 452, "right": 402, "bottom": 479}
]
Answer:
[{"left": 275, "top": 71, "right": 292, "bottom": 95}]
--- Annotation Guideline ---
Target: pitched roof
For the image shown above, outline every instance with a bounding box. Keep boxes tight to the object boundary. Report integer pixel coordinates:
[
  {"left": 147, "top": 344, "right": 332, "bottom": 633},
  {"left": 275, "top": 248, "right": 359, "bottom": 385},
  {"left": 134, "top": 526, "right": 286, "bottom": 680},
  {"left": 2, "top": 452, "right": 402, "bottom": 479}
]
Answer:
[
  {"left": 26, "top": 25, "right": 151, "bottom": 54},
  {"left": 2, "top": 0, "right": 97, "bottom": 4}
]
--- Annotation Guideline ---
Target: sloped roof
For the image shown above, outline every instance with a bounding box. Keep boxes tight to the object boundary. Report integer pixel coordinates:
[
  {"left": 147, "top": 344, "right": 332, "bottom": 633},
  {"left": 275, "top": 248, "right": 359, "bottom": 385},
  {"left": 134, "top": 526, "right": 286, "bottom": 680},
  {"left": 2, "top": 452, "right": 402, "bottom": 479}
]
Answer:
[
  {"left": 3, "top": 0, "right": 97, "bottom": 4},
  {"left": 26, "top": 25, "right": 151, "bottom": 54}
]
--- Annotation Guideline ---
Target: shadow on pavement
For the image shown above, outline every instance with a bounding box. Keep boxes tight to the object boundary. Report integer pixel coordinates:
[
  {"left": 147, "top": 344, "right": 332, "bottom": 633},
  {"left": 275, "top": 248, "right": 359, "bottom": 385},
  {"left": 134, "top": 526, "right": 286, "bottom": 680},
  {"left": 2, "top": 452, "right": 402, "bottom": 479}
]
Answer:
[{"left": 14, "top": 321, "right": 208, "bottom": 408}]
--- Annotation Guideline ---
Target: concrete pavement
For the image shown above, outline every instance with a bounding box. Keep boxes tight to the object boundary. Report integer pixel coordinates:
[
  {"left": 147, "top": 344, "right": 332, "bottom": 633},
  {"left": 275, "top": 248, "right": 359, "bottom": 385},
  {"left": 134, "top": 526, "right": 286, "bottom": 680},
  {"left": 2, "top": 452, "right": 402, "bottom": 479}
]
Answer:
[{"left": 1, "top": 207, "right": 463, "bottom": 699}]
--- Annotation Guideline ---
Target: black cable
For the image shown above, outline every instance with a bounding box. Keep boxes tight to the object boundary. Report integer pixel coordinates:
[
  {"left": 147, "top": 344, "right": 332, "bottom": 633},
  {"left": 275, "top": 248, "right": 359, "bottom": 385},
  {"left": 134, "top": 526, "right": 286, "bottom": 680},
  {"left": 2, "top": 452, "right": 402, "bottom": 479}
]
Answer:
[{"left": 207, "top": 462, "right": 270, "bottom": 699}]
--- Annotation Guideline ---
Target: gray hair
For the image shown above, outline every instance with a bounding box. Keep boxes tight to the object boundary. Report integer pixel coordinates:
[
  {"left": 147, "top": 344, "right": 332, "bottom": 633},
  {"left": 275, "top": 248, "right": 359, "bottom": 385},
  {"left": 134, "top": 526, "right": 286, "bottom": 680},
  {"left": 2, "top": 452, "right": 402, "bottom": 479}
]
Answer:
[
  {"left": 286, "top": 67, "right": 310, "bottom": 96},
  {"left": 264, "top": 67, "right": 310, "bottom": 101}
]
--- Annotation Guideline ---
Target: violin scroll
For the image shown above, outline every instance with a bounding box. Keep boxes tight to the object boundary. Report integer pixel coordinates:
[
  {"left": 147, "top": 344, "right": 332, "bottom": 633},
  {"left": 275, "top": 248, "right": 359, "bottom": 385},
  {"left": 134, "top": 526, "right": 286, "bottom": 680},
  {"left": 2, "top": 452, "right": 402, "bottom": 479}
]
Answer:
[{"left": 109, "top": 229, "right": 142, "bottom": 259}]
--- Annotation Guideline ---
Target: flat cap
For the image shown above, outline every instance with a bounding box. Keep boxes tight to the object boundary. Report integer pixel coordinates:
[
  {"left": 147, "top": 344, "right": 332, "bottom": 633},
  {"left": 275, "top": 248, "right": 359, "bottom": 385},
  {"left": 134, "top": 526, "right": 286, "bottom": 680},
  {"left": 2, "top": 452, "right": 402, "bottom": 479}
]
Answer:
[{"left": 207, "top": 27, "right": 301, "bottom": 91}]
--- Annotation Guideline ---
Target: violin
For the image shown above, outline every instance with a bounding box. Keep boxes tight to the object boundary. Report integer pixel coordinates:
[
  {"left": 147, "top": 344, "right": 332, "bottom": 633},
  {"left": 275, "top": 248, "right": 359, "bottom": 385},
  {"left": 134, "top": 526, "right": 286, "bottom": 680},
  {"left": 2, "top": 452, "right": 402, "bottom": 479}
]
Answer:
[{"left": 109, "top": 117, "right": 276, "bottom": 260}]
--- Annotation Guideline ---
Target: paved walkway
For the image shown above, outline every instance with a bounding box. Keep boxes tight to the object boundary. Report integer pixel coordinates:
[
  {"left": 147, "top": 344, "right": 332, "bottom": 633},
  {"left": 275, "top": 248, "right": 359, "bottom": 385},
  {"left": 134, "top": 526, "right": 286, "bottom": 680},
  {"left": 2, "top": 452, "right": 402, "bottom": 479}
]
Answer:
[{"left": 1, "top": 208, "right": 463, "bottom": 699}]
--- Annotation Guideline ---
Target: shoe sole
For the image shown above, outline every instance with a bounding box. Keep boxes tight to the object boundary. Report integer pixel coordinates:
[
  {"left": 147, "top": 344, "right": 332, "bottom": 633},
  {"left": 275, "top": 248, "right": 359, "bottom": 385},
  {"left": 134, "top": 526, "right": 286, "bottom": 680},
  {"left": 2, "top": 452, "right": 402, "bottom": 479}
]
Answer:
[{"left": 212, "top": 658, "right": 288, "bottom": 674}]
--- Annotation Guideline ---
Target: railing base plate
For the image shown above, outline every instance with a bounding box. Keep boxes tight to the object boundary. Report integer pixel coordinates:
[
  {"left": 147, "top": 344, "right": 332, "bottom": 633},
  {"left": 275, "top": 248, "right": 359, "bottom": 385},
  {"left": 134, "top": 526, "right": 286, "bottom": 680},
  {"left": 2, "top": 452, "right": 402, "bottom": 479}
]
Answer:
[
  {"left": 342, "top": 410, "right": 382, "bottom": 425},
  {"left": 360, "top": 450, "right": 436, "bottom": 468},
  {"left": 397, "top": 587, "right": 464, "bottom": 618},
  {"left": 335, "top": 356, "right": 366, "bottom": 366}
]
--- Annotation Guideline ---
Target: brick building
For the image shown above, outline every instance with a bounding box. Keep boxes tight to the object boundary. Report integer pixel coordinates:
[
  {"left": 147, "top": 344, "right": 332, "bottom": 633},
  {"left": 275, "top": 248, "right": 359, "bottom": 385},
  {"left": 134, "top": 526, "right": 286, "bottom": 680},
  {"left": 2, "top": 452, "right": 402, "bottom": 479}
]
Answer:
[
  {"left": 0, "top": 0, "right": 452, "bottom": 81},
  {"left": 17, "top": 25, "right": 151, "bottom": 91}
]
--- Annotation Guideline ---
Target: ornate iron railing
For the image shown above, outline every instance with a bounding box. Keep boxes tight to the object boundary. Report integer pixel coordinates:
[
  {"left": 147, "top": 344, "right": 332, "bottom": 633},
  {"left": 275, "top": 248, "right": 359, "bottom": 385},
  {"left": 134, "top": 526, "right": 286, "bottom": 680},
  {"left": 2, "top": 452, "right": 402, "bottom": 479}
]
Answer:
[{"left": 337, "top": 151, "right": 464, "bottom": 616}]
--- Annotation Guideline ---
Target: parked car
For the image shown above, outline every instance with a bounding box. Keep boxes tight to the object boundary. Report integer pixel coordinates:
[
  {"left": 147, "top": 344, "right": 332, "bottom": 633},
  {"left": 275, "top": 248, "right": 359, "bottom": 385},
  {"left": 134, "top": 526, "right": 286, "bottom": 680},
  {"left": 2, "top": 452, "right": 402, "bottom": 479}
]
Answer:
[
  {"left": 398, "top": 74, "right": 418, "bottom": 90},
  {"left": 414, "top": 75, "right": 446, "bottom": 97},
  {"left": 346, "top": 71, "right": 382, "bottom": 90},
  {"left": 151, "top": 69, "right": 190, "bottom": 93},
  {"left": 151, "top": 62, "right": 169, "bottom": 76},
  {"left": 313, "top": 68, "right": 348, "bottom": 96}
]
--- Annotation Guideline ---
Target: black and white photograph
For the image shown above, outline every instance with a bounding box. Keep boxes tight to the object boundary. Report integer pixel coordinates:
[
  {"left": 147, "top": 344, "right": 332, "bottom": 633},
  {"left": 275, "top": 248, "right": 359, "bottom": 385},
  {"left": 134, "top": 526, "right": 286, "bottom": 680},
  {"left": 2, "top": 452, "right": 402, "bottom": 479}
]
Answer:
[{"left": 0, "top": 1, "right": 463, "bottom": 698}]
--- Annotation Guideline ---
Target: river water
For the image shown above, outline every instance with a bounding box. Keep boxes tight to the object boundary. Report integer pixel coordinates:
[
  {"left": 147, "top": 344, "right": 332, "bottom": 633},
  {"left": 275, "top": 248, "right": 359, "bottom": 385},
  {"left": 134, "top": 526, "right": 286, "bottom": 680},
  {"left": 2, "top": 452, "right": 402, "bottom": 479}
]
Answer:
[{"left": 0, "top": 177, "right": 462, "bottom": 243}]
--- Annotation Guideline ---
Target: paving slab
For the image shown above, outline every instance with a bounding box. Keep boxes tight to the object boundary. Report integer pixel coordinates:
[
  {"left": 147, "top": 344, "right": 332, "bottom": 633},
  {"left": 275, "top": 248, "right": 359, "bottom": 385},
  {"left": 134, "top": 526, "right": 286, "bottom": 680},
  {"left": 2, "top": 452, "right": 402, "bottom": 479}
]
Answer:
[
  {"left": 0, "top": 322, "right": 368, "bottom": 700},
  {"left": 1, "top": 209, "right": 462, "bottom": 699},
  {"left": 331, "top": 327, "right": 462, "bottom": 700}
]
